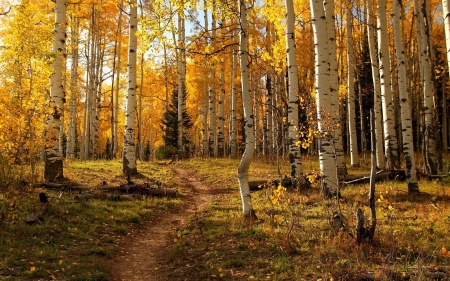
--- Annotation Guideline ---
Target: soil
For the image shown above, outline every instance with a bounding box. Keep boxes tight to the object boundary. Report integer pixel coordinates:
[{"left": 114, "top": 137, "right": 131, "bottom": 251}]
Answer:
[{"left": 108, "top": 165, "right": 226, "bottom": 281}]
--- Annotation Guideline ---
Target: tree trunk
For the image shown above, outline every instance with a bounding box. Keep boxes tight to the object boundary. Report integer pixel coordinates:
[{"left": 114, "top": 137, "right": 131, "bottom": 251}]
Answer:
[
  {"left": 177, "top": 7, "right": 186, "bottom": 153},
  {"left": 67, "top": 13, "right": 78, "bottom": 159},
  {"left": 238, "top": 0, "right": 256, "bottom": 218},
  {"left": 324, "top": 0, "right": 347, "bottom": 176},
  {"left": 346, "top": 8, "right": 359, "bottom": 167},
  {"left": 285, "top": 0, "right": 306, "bottom": 185},
  {"left": 218, "top": 23, "right": 225, "bottom": 157},
  {"left": 123, "top": 0, "right": 138, "bottom": 176},
  {"left": 230, "top": 22, "right": 238, "bottom": 158},
  {"left": 415, "top": 0, "right": 437, "bottom": 174},
  {"left": 310, "top": 0, "right": 339, "bottom": 197},
  {"left": 366, "top": 0, "right": 385, "bottom": 169},
  {"left": 392, "top": 0, "right": 419, "bottom": 193},
  {"left": 113, "top": 0, "right": 123, "bottom": 159},
  {"left": 44, "top": 0, "right": 66, "bottom": 182},
  {"left": 377, "top": 0, "right": 399, "bottom": 169},
  {"left": 208, "top": 1, "right": 217, "bottom": 157},
  {"left": 443, "top": 0, "right": 450, "bottom": 152}
]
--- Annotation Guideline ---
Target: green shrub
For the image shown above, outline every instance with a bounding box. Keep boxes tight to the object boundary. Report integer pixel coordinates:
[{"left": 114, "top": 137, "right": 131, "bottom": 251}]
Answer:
[{"left": 155, "top": 145, "right": 176, "bottom": 160}]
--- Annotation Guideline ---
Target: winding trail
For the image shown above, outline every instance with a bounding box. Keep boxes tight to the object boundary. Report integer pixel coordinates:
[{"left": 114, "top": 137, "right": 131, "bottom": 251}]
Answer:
[{"left": 108, "top": 165, "right": 223, "bottom": 281}]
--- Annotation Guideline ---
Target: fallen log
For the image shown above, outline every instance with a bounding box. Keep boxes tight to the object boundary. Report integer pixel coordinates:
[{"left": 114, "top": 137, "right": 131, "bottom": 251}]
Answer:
[{"left": 341, "top": 170, "right": 406, "bottom": 185}]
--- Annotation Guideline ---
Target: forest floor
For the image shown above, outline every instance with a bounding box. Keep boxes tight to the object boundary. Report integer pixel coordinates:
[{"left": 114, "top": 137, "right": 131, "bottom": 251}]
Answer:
[
  {"left": 1, "top": 157, "right": 450, "bottom": 280},
  {"left": 108, "top": 165, "right": 231, "bottom": 281}
]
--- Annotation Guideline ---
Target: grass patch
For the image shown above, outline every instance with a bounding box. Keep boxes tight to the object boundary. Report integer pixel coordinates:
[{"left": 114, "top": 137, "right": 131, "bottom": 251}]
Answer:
[
  {"left": 0, "top": 160, "right": 180, "bottom": 280},
  {"left": 168, "top": 157, "right": 450, "bottom": 280}
]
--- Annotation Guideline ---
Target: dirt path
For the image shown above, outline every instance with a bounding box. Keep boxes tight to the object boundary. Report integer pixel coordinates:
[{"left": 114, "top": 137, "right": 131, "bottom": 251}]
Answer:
[{"left": 108, "top": 165, "right": 222, "bottom": 281}]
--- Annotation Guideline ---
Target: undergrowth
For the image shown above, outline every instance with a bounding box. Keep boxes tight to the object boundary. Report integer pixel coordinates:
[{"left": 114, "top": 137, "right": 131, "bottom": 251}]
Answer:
[
  {"left": 170, "top": 157, "right": 450, "bottom": 280},
  {"left": 0, "top": 160, "right": 180, "bottom": 280}
]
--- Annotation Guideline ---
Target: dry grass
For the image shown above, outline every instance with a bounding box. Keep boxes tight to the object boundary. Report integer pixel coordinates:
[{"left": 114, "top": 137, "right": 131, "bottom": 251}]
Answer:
[{"left": 169, "top": 156, "right": 450, "bottom": 280}]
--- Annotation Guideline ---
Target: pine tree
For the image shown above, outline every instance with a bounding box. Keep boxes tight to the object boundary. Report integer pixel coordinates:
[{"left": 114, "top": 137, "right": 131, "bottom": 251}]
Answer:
[{"left": 161, "top": 89, "right": 193, "bottom": 152}]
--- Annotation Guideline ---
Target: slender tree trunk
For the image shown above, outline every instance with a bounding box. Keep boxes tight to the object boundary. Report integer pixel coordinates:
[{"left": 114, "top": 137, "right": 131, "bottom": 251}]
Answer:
[
  {"left": 237, "top": 0, "right": 255, "bottom": 218},
  {"left": 346, "top": 8, "right": 359, "bottom": 167},
  {"left": 443, "top": 0, "right": 450, "bottom": 152},
  {"left": 67, "top": 14, "right": 78, "bottom": 159},
  {"left": 230, "top": 24, "right": 238, "bottom": 158},
  {"left": 177, "top": 7, "right": 186, "bottom": 152},
  {"left": 208, "top": 4, "right": 217, "bottom": 157},
  {"left": 123, "top": 0, "right": 138, "bottom": 176},
  {"left": 202, "top": 5, "right": 209, "bottom": 157},
  {"left": 44, "top": 0, "right": 66, "bottom": 181},
  {"left": 324, "top": 0, "right": 347, "bottom": 176},
  {"left": 310, "top": 0, "right": 339, "bottom": 197},
  {"left": 138, "top": 54, "right": 144, "bottom": 160},
  {"left": 415, "top": 0, "right": 437, "bottom": 174},
  {"left": 377, "top": 0, "right": 399, "bottom": 169},
  {"left": 218, "top": 20, "right": 225, "bottom": 157},
  {"left": 393, "top": 0, "right": 419, "bottom": 193},
  {"left": 113, "top": 0, "right": 123, "bottom": 159},
  {"left": 366, "top": 0, "right": 385, "bottom": 169},
  {"left": 285, "top": 0, "right": 306, "bottom": 184}
]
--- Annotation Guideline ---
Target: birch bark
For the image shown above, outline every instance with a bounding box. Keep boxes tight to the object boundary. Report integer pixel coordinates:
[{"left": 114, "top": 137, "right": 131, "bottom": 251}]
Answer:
[
  {"left": 44, "top": 0, "right": 66, "bottom": 181},
  {"left": 123, "top": 0, "right": 138, "bottom": 176},
  {"left": 237, "top": 0, "right": 256, "bottom": 218},
  {"left": 392, "top": 0, "right": 419, "bottom": 192}
]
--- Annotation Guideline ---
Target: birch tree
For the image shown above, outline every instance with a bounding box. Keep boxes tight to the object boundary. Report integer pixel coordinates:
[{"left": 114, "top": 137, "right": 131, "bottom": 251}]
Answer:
[
  {"left": 44, "top": 0, "right": 66, "bottom": 181},
  {"left": 237, "top": 0, "right": 256, "bottom": 218},
  {"left": 443, "top": 0, "right": 450, "bottom": 151},
  {"left": 377, "top": 0, "right": 399, "bottom": 169},
  {"left": 392, "top": 0, "right": 419, "bottom": 193},
  {"left": 310, "top": 0, "right": 339, "bottom": 197},
  {"left": 123, "top": 0, "right": 138, "bottom": 176},
  {"left": 67, "top": 13, "right": 78, "bottom": 159},
  {"left": 414, "top": 0, "right": 437, "bottom": 174},
  {"left": 177, "top": 5, "right": 186, "bottom": 153},
  {"left": 285, "top": 0, "right": 306, "bottom": 185},
  {"left": 324, "top": 0, "right": 347, "bottom": 176},
  {"left": 346, "top": 7, "right": 359, "bottom": 167},
  {"left": 230, "top": 22, "right": 238, "bottom": 158},
  {"left": 366, "top": 0, "right": 385, "bottom": 169}
]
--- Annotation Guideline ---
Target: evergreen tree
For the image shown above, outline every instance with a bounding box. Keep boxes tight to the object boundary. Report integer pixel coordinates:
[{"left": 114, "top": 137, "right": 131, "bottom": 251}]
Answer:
[{"left": 161, "top": 89, "right": 193, "bottom": 152}]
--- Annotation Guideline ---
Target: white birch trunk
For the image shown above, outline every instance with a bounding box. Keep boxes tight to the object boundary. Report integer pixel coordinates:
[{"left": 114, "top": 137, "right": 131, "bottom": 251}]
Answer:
[
  {"left": 113, "top": 0, "right": 123, "bottom": 158},
  {"left": 310, "top": 0, "right": 339, "bottom": 197},
  {"left": 230, "top": 24, "right": 238, "bottom": 158},
  {"left": 366, "top": 0, "right": 385, "bottom": 169},
  {"left": 218, "top": 39, "right": 225, "bottom": 156},
  {"left": 285, "top": 0, "right": 306, "bottom": 184},
  {"left": 138, "top": 54, "right": 144, "bottom": 160},
  {"left": 44, "top": 0, "right": 66, "bottom": 181},
  {"left": 238, "top": 0, "right": 255, "bottom": 217},
  {"left": 177, "top": 8, "right": 186, "bottom": 152},
  {"left": 67, "top": 14, "right": 78, "bottom": 159},
  {"left": 323, "top": 0, "right": 347, "bottom": 176},
  {"left": 123, "top": 0, "right": 137, "bottom": 176},
  {"left": 392, "top": 0, "right": 419, "bottom": 192},
  {"left": 377, "top": 0, "right": 399, "bottom": 169},
  {"left": 208, "top": 2, "right": 217, "bottom": 157},
  {"left": 415, "top": 0, "right": 437, "bottom": 174},
  {"left": 202, "top": 6, "right": 209, "bottom": 157},
  {"left": 346, "top": 8, "right": 359, "bottom": 167}
]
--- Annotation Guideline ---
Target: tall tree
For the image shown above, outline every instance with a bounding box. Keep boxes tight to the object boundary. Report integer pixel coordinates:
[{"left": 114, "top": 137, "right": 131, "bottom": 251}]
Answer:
[
  {"left": 44, "top": 0, "right": 66, "bottom": 181},
  {"left": 285, "top": 0, "right": 306, "bottom": 184},
  {"left": 392, "top": 0, "right": 419, "bottom": 193},
  {"left": 310, "top": 0, "right": 339, "bottom": 197},
  {"left": 237, "top": 0, "right": 256, "bottom": 218},
  {"left": 346, "top": 7, "right": 359, "bottom": 167},
  {"left": 177, "top": 4, "right": 186, "bottom": 153},
  {"left": 123, "top": 0, "right": 138, "bottom": 176},
  {"left": 366, "top": 0, "right": 385, "bottom": 169},
  {"left": 377, "top": 0, "right": 399, "bottom": 169},
  {"left": 67, "top": 12, "right": 79, "bottom": 159},
  {"left": 414, "top": 0, "right": 437, "bottom": 174},
  {"left": 324, "top": 0, "right": 347, "bottom": 176}
]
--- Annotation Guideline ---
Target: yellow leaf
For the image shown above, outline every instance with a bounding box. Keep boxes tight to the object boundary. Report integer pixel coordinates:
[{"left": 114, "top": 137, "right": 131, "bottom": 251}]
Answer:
[
  {"left": 30, "top": 266, "right": 35, "bottom": 272},
  {"left": 388, "top": 205, "right": 393, "bottom": 210},
  {"left": 59, "top": 260, "right": 63, "bottom": 265}
]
